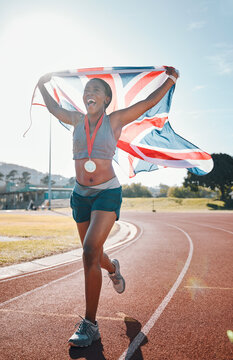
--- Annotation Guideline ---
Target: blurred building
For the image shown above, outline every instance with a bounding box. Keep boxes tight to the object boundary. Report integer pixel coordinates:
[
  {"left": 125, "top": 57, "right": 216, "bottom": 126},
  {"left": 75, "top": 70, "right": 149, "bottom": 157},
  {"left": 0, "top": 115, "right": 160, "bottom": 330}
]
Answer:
[{"left": 0, "top": 182, "right": 72, "bottom": 210}]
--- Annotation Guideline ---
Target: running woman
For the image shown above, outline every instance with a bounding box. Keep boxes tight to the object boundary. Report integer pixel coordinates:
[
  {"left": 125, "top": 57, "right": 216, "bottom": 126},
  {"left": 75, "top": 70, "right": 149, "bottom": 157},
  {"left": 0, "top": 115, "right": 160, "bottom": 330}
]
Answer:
[{"left": 38, "top": 66, "right": 179, "bottom": 347}]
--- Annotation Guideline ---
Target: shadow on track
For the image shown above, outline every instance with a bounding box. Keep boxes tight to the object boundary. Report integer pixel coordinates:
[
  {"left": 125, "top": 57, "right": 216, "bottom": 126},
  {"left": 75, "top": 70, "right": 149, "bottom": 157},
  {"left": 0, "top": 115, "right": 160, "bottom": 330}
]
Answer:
[
  {"left": 124, "top": 316, "right": 148, "bottom": 360},
  {"left": 69, "top": 338, "right": 106, "bottom": 359}
]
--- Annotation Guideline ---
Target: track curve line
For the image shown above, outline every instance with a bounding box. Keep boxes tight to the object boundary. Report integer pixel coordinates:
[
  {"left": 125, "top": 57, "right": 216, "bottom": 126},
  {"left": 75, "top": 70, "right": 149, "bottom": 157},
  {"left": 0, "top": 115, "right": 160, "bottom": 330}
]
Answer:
[
  {"left": 181, "top": 220, "right": 233, "bottom": 235},
  {"left": 118, "top": 223, "right": 194, "bottom": 360},
  {"left": 0, "top": 222, "right": 143, "bottom": 308}
]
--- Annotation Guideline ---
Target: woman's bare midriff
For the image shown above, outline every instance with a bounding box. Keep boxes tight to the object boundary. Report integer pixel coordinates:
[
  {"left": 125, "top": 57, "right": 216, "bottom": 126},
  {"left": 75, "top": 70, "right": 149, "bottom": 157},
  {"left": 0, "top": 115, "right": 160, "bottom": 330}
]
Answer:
[{"left": 75, "top": 158, "right": 116, "bottom": 186}]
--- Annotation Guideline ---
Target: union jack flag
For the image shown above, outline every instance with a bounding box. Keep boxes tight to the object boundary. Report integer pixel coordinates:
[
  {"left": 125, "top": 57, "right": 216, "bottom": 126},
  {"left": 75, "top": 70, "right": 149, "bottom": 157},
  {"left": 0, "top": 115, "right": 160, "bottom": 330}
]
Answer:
[{"left": 31, "top": 66, "right": 213, "bottom": 178}]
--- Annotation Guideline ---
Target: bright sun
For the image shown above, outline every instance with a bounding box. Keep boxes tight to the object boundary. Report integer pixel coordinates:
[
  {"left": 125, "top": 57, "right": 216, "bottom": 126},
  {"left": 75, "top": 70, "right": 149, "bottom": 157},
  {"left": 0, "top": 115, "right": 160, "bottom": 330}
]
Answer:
[{"left": 1, "top": 13, "right": 79, "bottom": 77}]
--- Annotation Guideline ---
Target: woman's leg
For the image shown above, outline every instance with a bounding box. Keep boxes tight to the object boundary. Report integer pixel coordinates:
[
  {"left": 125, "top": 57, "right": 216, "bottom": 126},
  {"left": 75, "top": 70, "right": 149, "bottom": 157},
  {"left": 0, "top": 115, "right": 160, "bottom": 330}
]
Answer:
[
  {"left": 99, "top": 248, "right": 115, "bottom": 273},
  {"left": 76, "top": 221, "right": 115, "bottom": 273},
  {"left": 76, "top": 221, "right": 89, "bottom": 245},
  {"left": 81, "top": 210, "right": 117, "bottom": 324}
]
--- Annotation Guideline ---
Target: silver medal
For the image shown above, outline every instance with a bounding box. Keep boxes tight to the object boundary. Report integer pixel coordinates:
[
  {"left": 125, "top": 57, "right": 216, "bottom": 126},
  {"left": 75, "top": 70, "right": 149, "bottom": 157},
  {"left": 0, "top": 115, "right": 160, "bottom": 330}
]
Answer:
[{"left": 84, "top": 159, "right": 96, "bottom": 173}]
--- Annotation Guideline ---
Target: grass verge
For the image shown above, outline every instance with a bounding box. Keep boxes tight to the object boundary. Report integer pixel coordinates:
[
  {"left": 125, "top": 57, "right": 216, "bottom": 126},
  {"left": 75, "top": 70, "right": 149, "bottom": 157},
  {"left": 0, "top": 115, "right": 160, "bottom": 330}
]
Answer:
[
  {"left": 0, "top": 214, "right": 80, "bottom": 266},
  {"left": 0, "top": 237, "right": 79, "bottom": 266},
  {"left": 121, "top": 197, "right": 226, "bottom": 212}
]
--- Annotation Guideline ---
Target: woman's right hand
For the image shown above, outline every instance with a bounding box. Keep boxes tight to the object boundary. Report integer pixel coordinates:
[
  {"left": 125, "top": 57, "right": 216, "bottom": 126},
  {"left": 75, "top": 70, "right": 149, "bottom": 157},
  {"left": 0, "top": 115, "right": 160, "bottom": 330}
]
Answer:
[
  {"left": 38, "top": 72, "right": 53, "bottom": 86},
  {"left": 164, "top": 66, "right": 179, "bottom": 79}
]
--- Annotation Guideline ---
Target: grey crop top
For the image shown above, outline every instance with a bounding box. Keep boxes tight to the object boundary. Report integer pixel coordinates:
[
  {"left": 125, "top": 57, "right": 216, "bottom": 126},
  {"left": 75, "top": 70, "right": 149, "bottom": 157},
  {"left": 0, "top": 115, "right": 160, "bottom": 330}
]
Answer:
[{"left": 73, "top": 113, "right": 117, "bottom": 160}]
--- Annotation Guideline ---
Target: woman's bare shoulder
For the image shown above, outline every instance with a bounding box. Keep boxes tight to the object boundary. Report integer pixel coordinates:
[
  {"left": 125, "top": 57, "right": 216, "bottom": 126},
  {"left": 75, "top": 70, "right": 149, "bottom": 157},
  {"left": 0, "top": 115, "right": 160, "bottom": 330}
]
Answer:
[{"left": 72, "top": 111, "right": 85, "bottom": 127}]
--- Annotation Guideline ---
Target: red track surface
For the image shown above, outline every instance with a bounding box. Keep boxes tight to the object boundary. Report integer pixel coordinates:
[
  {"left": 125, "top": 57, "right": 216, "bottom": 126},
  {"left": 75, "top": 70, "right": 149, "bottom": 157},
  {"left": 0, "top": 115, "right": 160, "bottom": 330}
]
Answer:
[{"left": 0, "top": 211, "right": 233, "bottom": 360}]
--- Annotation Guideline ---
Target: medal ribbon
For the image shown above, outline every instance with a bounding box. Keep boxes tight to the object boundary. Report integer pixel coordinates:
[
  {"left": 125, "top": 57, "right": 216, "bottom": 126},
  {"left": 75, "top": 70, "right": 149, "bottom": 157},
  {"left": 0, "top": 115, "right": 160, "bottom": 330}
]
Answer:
[{"left": 85, "top": 113, "right": 104, "bottom": 159}]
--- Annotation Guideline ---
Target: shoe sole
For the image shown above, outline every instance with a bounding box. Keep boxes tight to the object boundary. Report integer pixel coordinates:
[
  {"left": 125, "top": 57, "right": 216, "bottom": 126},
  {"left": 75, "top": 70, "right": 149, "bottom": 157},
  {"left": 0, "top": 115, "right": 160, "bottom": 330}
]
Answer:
[
  {"left": 116, "top": 277, "right": 126, "bottom": 294},
  {"left": 68, "top": 334, "right": 101, "bottom": 347},
  {"left": 112, "top": 259, "right": 126, "bottom": 294}
]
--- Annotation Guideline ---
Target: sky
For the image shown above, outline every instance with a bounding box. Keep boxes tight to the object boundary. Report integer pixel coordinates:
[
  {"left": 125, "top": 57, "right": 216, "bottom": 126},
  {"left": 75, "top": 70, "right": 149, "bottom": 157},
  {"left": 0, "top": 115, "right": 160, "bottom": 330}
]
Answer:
[{"left": 0, "top": 0, "right": 232, "bottom": 187}]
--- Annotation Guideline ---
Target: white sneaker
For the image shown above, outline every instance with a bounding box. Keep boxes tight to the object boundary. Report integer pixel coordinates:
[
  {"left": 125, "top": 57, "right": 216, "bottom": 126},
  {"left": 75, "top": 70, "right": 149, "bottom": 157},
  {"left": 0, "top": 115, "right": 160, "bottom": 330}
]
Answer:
[
  {"left": 68, "top": 317, "right": 101, "bottom": 347},
  {"left": 108, "top": 259, "right": 125, "bottom": 294}
]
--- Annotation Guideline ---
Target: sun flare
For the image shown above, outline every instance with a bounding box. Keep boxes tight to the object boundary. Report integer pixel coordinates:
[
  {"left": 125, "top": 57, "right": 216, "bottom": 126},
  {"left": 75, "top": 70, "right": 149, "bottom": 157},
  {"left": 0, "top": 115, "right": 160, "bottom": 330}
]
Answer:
[{"left": 1, "top": 13, "right": 80, "bottom": 76}]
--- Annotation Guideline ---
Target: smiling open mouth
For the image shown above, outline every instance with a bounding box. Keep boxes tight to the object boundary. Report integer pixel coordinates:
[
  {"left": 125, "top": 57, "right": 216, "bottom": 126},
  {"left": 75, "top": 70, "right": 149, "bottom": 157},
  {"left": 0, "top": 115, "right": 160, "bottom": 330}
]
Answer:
[{"left": 87, "top": 99, "right": 96, "bottom": 106}]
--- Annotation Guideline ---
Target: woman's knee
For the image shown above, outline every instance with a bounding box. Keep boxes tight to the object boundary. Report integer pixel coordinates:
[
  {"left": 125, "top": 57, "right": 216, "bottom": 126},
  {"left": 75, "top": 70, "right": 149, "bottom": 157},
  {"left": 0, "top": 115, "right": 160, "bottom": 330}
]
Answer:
[{"left": 83, "top": 243, "right": 100, "bottom": 266}]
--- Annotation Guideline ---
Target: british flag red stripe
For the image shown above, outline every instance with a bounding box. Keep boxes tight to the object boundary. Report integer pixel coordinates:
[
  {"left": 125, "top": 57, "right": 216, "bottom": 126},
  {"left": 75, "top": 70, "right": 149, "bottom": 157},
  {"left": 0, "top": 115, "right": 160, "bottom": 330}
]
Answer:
[
  {"left": 119, "top": 116, "right": 168, "bottom": 143},
  {"left": 118, "top": 140, "right": 212, "bottom": 161}
]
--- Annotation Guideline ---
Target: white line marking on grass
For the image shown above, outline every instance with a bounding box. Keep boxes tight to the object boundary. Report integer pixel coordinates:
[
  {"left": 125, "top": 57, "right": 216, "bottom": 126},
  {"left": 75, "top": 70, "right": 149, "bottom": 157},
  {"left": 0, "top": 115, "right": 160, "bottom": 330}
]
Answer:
[
  {"left": 118, "top": 223, "right": 193, "bottom": 360},
  {"left": 0, "top": 224, "right": 143, "bottom": 307}
]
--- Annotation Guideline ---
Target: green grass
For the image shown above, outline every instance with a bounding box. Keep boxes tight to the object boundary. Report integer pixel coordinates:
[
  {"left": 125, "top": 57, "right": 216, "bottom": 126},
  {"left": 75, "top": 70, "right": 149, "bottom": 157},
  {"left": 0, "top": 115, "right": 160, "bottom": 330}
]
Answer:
[
  {"left": 0, "top": 214, "right": 80, "bottom": 266},
  {"left": 0, "top": 214, "right": 77, "bottom": 237},
  {"left": 0, "top": 237, "right": 80, "bottom": 266},
  {"left": 121, "top": 197, "right": 226, "bottom": 212}
]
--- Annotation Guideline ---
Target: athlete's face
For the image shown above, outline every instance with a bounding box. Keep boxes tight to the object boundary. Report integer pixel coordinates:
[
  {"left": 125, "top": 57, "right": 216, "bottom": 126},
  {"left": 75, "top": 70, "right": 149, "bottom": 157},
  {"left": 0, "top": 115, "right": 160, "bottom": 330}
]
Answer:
[{"left": 83, "top": 79, "right": 110, "bottom": 114}]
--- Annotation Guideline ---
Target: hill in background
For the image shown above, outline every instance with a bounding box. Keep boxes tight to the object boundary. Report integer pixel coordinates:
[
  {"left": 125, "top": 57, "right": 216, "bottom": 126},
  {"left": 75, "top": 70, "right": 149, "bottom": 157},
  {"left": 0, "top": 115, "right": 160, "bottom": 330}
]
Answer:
[{"left": 0, "top": 162, "right": 70, "bottom": 186}]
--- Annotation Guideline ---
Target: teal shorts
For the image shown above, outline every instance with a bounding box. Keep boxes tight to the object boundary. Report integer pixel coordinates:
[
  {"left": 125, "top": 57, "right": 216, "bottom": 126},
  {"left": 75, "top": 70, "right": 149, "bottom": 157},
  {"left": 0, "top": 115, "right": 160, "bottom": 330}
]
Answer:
[{"left": 70, "top": 186, "right": 122, "bottom": 223}]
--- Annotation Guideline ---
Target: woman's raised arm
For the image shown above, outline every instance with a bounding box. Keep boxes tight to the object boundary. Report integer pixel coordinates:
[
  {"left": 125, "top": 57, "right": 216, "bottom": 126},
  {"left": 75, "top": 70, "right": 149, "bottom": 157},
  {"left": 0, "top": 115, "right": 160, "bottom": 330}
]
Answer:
[
  {"left": 38, "top": 73, "right": 82, "bottom": 126},
  {"left": 111, "top": 67, "right": 179, "bottom": 128}
]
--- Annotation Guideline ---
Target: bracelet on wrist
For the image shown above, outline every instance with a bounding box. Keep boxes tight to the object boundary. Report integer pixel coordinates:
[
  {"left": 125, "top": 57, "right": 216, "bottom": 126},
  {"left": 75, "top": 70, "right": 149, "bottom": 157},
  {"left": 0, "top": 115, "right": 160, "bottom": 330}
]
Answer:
[{"left": 168, "top": 75, "right": 177, "bottom": 84}]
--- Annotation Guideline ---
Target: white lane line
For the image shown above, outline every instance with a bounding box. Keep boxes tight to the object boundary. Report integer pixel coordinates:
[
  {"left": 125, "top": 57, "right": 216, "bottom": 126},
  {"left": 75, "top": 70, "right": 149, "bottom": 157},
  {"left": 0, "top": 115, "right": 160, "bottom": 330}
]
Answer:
[
  {"left": 184, "top": 285, "right": 233, "bottom": 290},
  {"left": 0, "top": 260, "right": 82, "bottom": 283},
  {"left": 196, "top": 223, "right": 233, "bottom": 235},
  {"left": 0, "top": 268, "right": 83, "bottom": 307},
  {"left": 0, "top": 221, "right": 137, "bottom": 283},
  {"left": 0, "top": 224, "right": 143, "bottom": 308},
  {"left": 118, "top": 223, "right": 193, "bottom": 360},
  {"left": 180, "top": 220, "right": 233, "bottom": 235}
]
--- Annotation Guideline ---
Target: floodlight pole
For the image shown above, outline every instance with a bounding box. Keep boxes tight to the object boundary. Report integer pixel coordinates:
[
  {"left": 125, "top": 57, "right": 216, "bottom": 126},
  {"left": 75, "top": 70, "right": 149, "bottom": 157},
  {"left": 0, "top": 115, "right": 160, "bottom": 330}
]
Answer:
[{"left": 48, "top": 114, "right": 52, "bottom": 210}]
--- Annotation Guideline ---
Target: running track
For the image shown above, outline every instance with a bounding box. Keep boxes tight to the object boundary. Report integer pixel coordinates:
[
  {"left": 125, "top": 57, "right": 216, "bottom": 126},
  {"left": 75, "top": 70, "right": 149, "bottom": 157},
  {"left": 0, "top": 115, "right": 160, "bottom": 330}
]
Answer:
[{"left": 0, "top": 211, "right": 232, "bottom": 360}]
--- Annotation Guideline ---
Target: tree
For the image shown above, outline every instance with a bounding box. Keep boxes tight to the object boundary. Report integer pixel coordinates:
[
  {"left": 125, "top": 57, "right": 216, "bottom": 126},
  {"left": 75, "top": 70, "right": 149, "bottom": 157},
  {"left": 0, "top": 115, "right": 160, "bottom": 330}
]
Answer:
[
  {"left": 183, "top": 153, "right": 233, "bottom": 201},
  {"left": 5, "top": 170, "right": 18, "bottom": 183},
  {"left": 158, "top": 184, "right": 169, "bottom": 197},
  {"left": 67, "top": 177, "right": 76, "bottom": 187},
  {"left": 122, "top": 183, "right": 152, "bottom": 197},
  {"left": 18, "top": 171, "right": 31, "bottom": 186},
  {"left": 40, "top": 175, "right": 56, "bottom": 186},
  {"left": 167, "top": 185, "right": 217, "bottom": 198},
  {"left": 0, "top": 172, "right": 4, "bottom": 181},
  {"left": 168, "top": 186, "right": 191, "bottom": 198}
]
